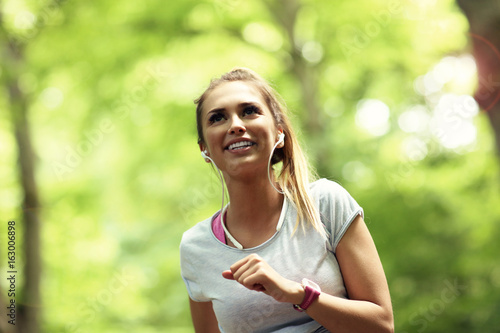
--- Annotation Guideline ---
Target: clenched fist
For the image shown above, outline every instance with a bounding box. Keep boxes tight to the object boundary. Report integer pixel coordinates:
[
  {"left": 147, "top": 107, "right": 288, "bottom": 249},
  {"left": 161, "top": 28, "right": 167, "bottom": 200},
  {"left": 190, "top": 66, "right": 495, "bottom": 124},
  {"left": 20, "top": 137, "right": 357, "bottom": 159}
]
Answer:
[{"left": 222, "top": 253, "right": 305, "bottom": 305}]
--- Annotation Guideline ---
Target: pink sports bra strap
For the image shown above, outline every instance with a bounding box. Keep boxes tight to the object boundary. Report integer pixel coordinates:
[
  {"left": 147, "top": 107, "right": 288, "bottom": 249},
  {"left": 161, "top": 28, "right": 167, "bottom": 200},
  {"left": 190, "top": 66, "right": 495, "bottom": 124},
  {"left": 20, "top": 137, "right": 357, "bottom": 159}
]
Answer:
[{"left": 212, "top": 212, "right": 226, "bottom": 244}]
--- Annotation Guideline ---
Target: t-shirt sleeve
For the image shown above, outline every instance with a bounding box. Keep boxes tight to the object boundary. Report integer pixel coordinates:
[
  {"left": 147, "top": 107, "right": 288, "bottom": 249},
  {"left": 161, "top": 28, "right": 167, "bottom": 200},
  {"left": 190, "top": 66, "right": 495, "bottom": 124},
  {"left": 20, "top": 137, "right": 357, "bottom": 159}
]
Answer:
[
  {"left": 314, "top": 179, "right": 364, "bottom": 253},
  {"left": 179, "top": 231, "right": 208, "bottom": 302}
]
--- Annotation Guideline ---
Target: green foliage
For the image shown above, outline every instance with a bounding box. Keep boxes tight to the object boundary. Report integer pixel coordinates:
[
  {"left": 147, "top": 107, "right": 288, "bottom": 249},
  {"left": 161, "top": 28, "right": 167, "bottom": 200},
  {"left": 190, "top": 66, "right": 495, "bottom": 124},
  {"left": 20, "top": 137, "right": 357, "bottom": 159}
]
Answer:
[{"left": 1, "top": 0, "right": 499, "bottom": 332}]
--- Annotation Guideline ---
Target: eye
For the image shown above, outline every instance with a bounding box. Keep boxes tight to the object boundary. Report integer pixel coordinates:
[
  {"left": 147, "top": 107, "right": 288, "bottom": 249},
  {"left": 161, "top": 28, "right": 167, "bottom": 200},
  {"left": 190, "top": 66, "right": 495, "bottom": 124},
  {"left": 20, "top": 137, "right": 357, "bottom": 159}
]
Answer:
[
  {"left": 208, "top": 112, "right": 225, "bottom": 124},
  {"left": 243, "top": 105, "right": 259, "bottom": 116}
]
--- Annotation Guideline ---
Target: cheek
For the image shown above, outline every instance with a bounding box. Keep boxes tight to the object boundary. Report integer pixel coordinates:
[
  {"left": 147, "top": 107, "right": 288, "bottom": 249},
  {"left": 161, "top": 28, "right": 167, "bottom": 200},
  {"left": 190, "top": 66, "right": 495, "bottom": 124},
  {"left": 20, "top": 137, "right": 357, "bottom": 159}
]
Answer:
[{"left": 204, "top": 127, "right": 224, "bottom": 151}]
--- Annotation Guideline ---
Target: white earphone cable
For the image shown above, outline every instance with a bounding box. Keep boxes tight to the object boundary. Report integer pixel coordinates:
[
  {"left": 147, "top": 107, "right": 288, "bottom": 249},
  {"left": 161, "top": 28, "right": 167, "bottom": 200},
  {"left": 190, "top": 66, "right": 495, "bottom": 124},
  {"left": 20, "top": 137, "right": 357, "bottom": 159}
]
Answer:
[
  {"left": 202, "top": 151, "right": 244, "bottom": 249},
  {"left": 202, "top": 152, "right": 226, "bottom": 219}
]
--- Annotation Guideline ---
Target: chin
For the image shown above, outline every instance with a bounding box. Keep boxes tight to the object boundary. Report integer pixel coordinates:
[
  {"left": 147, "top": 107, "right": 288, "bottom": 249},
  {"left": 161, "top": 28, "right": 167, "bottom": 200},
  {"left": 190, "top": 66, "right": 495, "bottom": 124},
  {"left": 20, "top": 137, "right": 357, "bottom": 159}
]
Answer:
[{"left": 225, "top": 161, "right": 266, "bottom": 180}]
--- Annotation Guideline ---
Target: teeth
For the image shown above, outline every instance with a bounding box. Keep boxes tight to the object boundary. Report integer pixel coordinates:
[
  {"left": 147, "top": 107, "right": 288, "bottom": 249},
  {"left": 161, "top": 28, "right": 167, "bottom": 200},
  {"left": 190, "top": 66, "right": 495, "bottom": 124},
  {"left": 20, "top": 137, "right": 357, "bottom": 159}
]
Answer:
[{"left": 228, "top": 141, "right": 253, "bottom": 150}]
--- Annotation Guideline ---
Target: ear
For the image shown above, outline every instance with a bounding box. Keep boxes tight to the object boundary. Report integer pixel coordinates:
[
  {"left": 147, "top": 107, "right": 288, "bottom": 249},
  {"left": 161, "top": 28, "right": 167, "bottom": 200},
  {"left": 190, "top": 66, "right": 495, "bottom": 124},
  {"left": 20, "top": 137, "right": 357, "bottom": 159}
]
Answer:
[{"left": 199, "top": 143, "right": 211, "bottom": 163}]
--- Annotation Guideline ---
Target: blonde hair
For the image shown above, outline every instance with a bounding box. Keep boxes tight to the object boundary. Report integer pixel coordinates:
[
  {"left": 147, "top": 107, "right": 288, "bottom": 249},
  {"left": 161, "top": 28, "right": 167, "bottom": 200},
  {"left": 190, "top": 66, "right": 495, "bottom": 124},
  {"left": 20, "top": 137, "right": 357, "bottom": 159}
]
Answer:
[{"left": 195, "top": 68, "right": 325, "bottom": 237}]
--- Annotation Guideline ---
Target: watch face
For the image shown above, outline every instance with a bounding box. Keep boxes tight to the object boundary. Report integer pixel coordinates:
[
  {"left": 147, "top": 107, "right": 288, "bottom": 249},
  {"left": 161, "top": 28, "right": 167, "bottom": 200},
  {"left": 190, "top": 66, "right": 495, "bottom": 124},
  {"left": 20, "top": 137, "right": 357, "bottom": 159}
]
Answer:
[{"left": 302, "top": 278, "right": 321, "bottom": 292}]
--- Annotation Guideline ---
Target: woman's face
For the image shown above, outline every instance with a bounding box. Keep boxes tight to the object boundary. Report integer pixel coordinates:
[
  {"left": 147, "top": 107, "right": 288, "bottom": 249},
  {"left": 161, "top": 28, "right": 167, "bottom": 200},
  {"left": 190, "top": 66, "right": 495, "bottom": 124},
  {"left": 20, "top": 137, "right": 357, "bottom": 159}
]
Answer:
[{"left": 200, "top": 80, "right": 282, "bottom": 179}]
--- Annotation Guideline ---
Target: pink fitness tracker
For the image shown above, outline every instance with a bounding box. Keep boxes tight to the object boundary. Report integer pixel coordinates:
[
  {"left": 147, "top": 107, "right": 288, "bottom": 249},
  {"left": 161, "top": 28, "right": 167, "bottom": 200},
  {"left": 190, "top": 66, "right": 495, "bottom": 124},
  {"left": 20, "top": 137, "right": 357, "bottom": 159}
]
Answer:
[{"left": 293, "top": 278, "right": 321, "bottom": 312}]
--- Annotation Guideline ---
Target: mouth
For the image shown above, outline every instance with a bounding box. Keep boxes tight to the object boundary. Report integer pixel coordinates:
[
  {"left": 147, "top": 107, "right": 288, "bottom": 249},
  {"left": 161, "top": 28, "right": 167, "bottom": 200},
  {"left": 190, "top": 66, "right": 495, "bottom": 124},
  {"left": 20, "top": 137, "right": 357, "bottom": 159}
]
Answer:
[{"left": 225, "top": 140, "right": 256, "bottom": 151}]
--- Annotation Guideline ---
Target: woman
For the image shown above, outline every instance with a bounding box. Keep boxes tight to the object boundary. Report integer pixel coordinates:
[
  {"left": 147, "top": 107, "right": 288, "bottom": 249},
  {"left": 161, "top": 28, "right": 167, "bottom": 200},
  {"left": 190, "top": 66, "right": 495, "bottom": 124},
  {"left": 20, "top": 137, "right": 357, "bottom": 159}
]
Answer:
[{"left": 180, "top": 68, "right": 393, "bottom": 333}]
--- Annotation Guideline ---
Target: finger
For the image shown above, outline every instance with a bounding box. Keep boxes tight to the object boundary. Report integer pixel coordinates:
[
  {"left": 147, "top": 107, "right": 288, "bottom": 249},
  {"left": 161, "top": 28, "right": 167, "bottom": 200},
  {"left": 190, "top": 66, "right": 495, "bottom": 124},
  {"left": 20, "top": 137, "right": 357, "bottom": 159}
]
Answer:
[
  {"left": 231, "top": 265, "right": 266, "bottom": 292},
  {"left": 222, "top": 270, "right": 234, "bottom": 280},
  {"left": 251, "top": 283, "right": 266, "bottom": 292},
  {"left": 223, "top": 268, "right": 264, "bottom": 292},
  {"left": 243, "top": 277, "right": 267, "bottom": 292},
  {"left": 232, "top": 258, "right": 261, "bottom": 283},
  {"left": 229, "top": 255, "right": 252, "bottom": 275},
  {"left": 230, "top": 254, "right": 262, "bottom": 281},
  {"left": 238, "top": 266, "right": 269, "bottom": 291}
]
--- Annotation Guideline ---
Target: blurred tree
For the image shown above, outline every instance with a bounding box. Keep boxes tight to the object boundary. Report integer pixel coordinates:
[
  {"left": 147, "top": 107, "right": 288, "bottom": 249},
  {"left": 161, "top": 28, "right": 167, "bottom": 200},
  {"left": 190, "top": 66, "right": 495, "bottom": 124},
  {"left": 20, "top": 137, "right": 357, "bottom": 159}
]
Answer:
[
  {"left": 0, "top": 6, "right": 41, "bottom": 333},
  {"left": 266, "top": 0, "right": 330, "bottom": 176},
  {"left": 456, "top": 0, "right": 500, "bottom": 156}
]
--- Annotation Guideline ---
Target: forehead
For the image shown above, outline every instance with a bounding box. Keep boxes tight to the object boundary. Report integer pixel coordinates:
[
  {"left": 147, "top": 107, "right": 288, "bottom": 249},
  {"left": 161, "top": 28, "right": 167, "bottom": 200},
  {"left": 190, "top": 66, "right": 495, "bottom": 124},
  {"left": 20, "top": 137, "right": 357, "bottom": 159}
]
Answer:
[{"left": 203, "top": 81, "right": 266, "bottom": 113}]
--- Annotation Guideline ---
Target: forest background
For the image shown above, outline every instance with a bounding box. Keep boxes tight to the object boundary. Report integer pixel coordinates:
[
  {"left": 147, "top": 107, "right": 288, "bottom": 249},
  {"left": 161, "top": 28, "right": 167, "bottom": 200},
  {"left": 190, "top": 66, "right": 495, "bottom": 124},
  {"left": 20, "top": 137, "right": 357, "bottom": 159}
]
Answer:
[{"left": 1, "top": 0, "right": 499, "bottom": 332}]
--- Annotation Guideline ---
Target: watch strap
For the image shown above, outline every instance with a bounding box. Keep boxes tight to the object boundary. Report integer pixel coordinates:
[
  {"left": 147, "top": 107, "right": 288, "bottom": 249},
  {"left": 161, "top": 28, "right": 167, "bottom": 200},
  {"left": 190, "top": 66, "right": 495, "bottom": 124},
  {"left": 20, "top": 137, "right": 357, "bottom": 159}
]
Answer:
[{"left": 293, "top": 284, "right": 321, "bottom": 312}]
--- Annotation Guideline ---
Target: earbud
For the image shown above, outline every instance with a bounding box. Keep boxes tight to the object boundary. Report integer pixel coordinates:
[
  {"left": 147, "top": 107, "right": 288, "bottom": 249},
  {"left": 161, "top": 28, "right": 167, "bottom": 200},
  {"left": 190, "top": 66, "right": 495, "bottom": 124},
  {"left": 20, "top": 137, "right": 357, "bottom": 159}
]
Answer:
[
  {"left": 278, "top": 132, "right": 285, "bottom": 142},
  {"left": 277, "top": 132, "right": 285, "bottom": 146},
  {"left": 201, "top": 150, "right": 209, "bottom": 159}
]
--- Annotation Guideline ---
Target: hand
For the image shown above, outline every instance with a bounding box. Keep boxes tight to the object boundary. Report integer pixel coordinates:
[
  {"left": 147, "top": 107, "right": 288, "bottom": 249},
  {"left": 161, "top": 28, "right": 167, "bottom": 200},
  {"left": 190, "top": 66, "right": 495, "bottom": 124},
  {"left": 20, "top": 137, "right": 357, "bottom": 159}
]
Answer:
[{"left": 222, "top": 253, "right": 304, "bottom": 304}]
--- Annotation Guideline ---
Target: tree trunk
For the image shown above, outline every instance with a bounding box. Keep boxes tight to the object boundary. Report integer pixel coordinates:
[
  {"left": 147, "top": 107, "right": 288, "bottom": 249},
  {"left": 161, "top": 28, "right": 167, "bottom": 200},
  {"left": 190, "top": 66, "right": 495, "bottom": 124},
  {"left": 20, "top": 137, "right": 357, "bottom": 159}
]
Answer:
[
  {"left": 266, "top": 0, "right": 333, "bottom": 178},
  {"left": 1, "top": 10, "right": 42, "bottom": 333},
  {"left": 8, "top": 66, "right": 42, "bottom": 333},
  {"left": 0, "top": 297, "right": 16, "bottom": 333},
  {"left": 456, "top": 0, "right": 500, "bottom": 156}
]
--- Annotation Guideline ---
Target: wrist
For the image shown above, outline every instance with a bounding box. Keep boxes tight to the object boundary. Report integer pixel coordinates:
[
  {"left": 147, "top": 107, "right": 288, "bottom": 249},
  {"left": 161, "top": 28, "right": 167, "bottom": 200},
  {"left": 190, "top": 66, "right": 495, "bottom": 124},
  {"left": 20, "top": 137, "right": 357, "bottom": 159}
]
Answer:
[{"left": 288, "top": 281, "right": 306, "bottom": 305}]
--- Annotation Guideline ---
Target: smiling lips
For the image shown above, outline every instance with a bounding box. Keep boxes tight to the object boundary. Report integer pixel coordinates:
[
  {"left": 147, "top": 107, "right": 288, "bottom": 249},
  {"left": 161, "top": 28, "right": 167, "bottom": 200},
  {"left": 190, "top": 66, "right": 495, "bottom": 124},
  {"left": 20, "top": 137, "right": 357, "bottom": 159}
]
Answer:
[{"left": 226, "top": 141, "right": 256, "bottom": 151}]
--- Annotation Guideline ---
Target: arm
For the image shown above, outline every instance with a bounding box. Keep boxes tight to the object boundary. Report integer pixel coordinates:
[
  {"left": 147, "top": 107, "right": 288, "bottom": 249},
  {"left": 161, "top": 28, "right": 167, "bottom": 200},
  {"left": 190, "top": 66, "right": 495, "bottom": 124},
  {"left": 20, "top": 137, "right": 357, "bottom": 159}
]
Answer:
[
  {"left": 305, "top": 215, "right": 394, "bottom": 332},
  {"left": 223, "top": 215, "right": 393, "bottom": 333},
  {"left": 189, "top": 298, "right": 220, "bottom": 333}
]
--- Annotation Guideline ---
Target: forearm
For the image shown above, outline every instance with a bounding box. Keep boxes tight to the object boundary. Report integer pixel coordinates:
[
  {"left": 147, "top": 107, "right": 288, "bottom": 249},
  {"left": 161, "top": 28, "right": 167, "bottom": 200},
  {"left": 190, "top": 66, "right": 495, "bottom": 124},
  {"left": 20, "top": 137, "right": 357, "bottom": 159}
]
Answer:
[
  {"left": 189, "top": 299, "right": 220, "bottom": 333},
  {"left": 305, "top": 293, "right": 394, "bottom": 333}
]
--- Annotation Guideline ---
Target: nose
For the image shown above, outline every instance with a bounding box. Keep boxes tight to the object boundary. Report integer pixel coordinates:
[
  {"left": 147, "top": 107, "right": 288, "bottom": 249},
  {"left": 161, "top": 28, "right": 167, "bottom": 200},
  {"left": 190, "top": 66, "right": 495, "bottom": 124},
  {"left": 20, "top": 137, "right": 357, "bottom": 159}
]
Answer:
[{"left": 228, "top": 115, "right": 246, "bottom": 135}]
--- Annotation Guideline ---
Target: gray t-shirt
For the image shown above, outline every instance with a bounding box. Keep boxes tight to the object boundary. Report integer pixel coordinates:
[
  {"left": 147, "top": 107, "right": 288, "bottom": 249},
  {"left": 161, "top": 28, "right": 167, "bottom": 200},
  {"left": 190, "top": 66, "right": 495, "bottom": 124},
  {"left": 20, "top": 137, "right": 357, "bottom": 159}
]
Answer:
[{"left": 180, "top": 179, "right": 363, "bottom": 333}]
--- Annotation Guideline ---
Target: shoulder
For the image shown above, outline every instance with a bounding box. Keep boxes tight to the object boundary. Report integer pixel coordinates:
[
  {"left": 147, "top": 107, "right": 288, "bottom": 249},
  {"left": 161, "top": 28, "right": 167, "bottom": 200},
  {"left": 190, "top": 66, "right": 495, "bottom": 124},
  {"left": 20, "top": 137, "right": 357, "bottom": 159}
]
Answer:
[
  {"left": 309, "top": 178, "right": 362, "bottom": 217},
  {"left": 180, "top": 215, "right": 214, "bottom": 254},
  {"left": 309, "top": 178, "right": 350, "bottom": 199},
  {"left": 309, "top": 179, "right": 363, "bottom": 252}
]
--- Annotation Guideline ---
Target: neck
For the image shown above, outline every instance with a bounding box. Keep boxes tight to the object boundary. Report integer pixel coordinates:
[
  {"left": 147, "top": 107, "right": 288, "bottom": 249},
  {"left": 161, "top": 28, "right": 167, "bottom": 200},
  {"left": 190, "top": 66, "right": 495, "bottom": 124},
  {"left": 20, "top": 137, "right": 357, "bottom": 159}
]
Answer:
[{"left": 224, "top": 173, "right": 284, "bottom": 231}]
